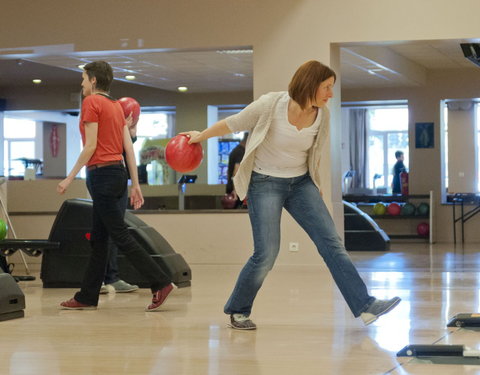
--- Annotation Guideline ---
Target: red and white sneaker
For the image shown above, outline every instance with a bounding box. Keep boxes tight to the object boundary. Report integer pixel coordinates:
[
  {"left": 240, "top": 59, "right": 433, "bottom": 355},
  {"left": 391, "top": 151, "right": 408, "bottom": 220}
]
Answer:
[
  {"left": 145, "top": 284, "right": 174, "bottom": 312},
  {"left": 60, "top": 298, "right": 97, "bottom": 310}
]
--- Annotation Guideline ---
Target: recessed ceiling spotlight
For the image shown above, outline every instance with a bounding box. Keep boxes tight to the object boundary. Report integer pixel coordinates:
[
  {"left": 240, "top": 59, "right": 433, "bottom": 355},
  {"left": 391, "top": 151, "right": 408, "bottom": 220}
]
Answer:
[
  {"left": 177, "top": 86, "right": 188, "bottom": 92},
  {"left": 32, "top": 79, "right": 42, "bottom": 84},
  {"left": 125, "top": 75, "right": 136, "bottom": 81},
  {"left": 78, "top": 64, "right": 85, "bottom": 70}
]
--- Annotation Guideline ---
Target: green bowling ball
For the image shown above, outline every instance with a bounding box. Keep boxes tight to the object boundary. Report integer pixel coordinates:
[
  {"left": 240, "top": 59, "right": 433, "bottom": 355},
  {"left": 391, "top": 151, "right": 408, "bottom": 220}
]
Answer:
[
  {"left": 416, "top": 202, "right": 430, "bottom": 216},
  {"left": 0, "top": 219, "right": 7, "bottom": 240},
  {"left": 401, "top": 203, "right": 416, "bottom": 216}
]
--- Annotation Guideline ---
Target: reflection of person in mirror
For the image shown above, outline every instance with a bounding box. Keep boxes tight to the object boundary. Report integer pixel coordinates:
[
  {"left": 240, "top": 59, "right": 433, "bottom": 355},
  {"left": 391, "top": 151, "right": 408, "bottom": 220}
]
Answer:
[
  {"left": 181, "top": 60, "right": 401, "bottom": 330},
  {"left": 226, "top": 132, "right": 248, "bottom": 207},
  {"left": 392, "top": 150, "right": 406, "bottom": 194},
  {"left": 57, "top": 60, "right": 174, "bottom": 312}
]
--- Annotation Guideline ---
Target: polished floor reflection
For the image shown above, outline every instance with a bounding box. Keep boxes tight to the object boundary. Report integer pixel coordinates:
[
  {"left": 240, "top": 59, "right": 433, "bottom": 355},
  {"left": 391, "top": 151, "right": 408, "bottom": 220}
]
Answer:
[{"left": 3, "top": 243, "right": 480, "bottom": 374}]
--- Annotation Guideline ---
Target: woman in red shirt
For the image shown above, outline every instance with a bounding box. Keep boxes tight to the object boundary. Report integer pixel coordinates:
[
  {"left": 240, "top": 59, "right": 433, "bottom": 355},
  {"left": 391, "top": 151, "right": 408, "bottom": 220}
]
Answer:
[{"left": 57, "top": 61, "right": 173, "bottom": 311}]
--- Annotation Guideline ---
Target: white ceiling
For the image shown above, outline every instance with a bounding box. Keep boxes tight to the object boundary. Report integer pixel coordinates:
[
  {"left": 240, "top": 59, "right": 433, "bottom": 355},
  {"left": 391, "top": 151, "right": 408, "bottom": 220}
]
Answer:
[
  {"left": 340, "top": 39, "right": 480, "bottom": 89},
  {"left": 0, "top": 39, "right": 479, "bottom": 92},
  {"left": 0, "top": 47, "right": 254, "bottom": 93},
  {"left": 25, "top": 48, "right": 254, "bottom": 93}
]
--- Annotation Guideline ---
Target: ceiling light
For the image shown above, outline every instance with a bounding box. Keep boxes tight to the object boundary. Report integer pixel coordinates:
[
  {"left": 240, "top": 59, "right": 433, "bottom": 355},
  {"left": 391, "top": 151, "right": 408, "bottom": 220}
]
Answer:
[
  {"left": 234, "top": 73, "right": 246, "bottom": 77},
  {"left": 125, "top": 75, "right": 136, "bottom": 81},
  {"left": 78, "top": 64, "right": 85, "bottom": 70},
  {"left": 32, "top": 79, "right": 42, "bottom": 84},
  {"left": 367, "top": 69, "right": 383, "bottom": 75},
  {"left": 216, "top": 49, "right": 253, "bottom": 54},
  {"left": 177, "top": 86, "right": 188, "bottom": 92}
]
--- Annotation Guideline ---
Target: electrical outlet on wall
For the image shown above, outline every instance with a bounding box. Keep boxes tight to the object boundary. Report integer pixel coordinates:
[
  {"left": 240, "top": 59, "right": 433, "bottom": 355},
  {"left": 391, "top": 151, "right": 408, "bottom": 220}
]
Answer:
[{"left": 289, "top": 242, "right": 299, "bottom": 252}]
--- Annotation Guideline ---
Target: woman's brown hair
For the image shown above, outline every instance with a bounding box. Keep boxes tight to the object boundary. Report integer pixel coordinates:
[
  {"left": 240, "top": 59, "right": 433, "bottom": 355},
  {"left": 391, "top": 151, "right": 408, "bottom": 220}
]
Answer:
[{"left": 288, "top": 60, "right": 336, "bottom": 109}]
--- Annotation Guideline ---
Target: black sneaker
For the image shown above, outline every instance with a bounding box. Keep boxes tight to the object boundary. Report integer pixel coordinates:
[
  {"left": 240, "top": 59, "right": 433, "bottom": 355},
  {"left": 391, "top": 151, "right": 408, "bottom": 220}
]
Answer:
[
  {"left": 361, "top": 297, "right": 401, "bottom": 325},
  {"left": 228, "top": 314, "right": 257, "bottom": 330}
]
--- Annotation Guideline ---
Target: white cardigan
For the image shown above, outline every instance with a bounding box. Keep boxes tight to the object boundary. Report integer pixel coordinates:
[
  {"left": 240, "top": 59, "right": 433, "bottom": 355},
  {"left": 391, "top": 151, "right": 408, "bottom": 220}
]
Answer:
[{"left": 225, "top": 91, "right": 330, "bottom": 200}]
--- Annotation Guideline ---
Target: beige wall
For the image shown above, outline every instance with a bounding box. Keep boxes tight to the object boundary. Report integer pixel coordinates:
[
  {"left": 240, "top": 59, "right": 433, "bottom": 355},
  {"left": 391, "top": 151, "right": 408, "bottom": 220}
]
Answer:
[
  {"left": 7, "top": 180, "right": 89, "bottom": 213},
  {"left": 8, "top": 210, "right": 324, "bottom": 271},
  {"left": 2, "top": 0, "right": 480, "bottom": 247}
]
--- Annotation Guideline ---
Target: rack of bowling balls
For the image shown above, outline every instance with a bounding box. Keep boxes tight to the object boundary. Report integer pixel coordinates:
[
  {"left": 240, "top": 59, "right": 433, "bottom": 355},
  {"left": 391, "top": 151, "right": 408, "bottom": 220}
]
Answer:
[{"left": 372, "top": 202, "right": 430, "bottom": 237}]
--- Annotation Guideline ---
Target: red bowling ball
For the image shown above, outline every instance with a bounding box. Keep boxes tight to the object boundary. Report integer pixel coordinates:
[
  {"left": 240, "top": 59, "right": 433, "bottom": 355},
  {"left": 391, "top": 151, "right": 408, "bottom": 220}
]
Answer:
[
  {"left": 221, "top": 193, "right": 237, "bottom": 209},
  {"left": 165, "top": 134, "right": 203, "bottom": 173},
  {"left": 417, "top": 222, "right": 430, "bottom": 237},
  {"left": 387, "top": 202, "right": 401, "bottom": 216},
  {"left": 118, "top": 97, "right": 141, "bottom": 124}
]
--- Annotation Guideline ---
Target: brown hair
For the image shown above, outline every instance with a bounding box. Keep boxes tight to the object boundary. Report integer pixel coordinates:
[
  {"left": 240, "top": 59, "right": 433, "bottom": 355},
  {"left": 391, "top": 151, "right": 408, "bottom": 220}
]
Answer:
[
  {"left": 288, "top": 60, "right": 336, "bottom": 109},
  {"left": 83, "top": 61, "right": 114, "bottom": 92}
]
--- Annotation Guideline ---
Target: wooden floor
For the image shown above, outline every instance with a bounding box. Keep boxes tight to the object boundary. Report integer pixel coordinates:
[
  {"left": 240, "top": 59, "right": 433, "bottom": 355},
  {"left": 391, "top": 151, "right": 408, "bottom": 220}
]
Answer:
[{"left": 3, "top": 242, "right": 480, "bottom": 374}]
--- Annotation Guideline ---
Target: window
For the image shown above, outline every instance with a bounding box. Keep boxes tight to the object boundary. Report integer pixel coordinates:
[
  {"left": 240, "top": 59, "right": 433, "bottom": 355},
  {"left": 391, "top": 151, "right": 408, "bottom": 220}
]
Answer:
[
  {"left": 3, "top": 118, "right": 37, "bottom": 176},
  {"left": 367, "top": 106, "right": 409, "bottom": 189},
  {"left": 207, "top": 105, "right": 246, "bottom": 184},
  {"left": 443, "top": 100, "right": 479, "bottom": 195},
  {"left": 443, "top": 103, "right": 449, "bottom": 192},
  {"left": 217, "top": 108, "right": 246, "bottom": 184},
  {"left": 135, "top": 110, "right": 175, "bottom": 185},
  {"left": 477, "top": 103, "right": 480, "bottom": 192},
  {"left": 134, "top": 111, "right": 174, "bottom": 162}
]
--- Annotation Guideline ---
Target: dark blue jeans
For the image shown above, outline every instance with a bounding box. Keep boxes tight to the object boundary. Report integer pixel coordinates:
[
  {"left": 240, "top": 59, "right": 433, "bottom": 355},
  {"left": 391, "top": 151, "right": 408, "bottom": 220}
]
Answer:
[
  {"left": 74, "top": 165, "right": 171, "bottom": 306},
  {"left": 224, "top": 172, "right": 374, "bottom": 317}
]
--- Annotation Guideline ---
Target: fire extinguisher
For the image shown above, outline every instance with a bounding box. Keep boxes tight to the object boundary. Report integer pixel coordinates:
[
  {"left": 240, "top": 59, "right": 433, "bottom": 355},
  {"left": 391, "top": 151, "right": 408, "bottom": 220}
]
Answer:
[{"left": 400, "top": 171, "right": 409, "bottom": 195}]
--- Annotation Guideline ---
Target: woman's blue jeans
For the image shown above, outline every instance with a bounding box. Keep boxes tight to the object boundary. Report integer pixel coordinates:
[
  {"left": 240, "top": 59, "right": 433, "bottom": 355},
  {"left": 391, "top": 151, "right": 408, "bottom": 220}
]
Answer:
[
  {"left": 224, "top": 172, "right": 374, "bottom": 317},
  {"left": 74, "top": 165, "right": 171, "bottom": 306}
]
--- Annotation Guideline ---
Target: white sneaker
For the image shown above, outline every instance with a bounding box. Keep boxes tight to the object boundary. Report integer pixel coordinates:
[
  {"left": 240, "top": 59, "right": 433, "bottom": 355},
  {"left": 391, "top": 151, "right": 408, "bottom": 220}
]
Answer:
[
  {"left": 109, "top": 280, "right": 139, "bottom": 293},
  {"left": 99, "top": 283, "right": 115, "bottom": 294}
]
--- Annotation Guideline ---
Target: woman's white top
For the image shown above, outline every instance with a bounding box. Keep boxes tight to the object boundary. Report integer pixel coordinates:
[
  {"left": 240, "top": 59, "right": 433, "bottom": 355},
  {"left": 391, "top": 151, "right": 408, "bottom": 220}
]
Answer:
[{"left": 253, "top": 92, "right": 322, "bottom": 177}]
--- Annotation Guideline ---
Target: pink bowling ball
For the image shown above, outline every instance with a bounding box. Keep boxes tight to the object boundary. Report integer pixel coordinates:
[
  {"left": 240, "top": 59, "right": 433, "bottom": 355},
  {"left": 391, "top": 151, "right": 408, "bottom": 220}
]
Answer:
[{"left": 417, "top": 222, "right": 430, "bottom": 237}]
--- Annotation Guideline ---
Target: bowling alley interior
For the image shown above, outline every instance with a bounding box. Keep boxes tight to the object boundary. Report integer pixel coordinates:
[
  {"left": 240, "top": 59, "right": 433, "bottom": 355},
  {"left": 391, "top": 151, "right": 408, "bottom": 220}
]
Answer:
[{"left": 2, "top": 1, "right": 480, "bottom": 374}]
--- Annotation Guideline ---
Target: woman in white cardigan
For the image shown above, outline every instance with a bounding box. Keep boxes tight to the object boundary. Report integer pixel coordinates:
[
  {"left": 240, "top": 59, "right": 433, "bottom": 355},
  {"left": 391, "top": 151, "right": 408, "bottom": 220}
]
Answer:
[{"left": 183, "top": 60, "right": 400, "bottom": 330}]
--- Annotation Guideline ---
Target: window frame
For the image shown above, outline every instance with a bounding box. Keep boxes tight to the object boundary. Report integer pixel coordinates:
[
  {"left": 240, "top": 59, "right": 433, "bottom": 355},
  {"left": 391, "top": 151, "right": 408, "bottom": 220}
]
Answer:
[
  {"left": 366, "top": 105, "right": 409, "bottom": 190},
  {"left": 3, "top": 117, "right": 37, "bottom": 177}
]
